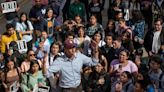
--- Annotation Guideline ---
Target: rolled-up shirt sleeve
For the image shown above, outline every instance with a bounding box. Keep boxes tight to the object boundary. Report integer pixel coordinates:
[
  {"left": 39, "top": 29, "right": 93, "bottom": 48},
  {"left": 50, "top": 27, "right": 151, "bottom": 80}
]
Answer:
[
  {"left": 80, "top": 53, "right": 99, "bottom": 66},
  {"left": 46, "top": 58, "right": 61, "bottom": 77}
]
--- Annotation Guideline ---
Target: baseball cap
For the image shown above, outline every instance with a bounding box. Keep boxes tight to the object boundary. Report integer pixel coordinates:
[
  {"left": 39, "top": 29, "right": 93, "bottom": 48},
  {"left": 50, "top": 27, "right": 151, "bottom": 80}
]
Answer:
[{"left": 64, "top": 39, "right": 77, "bottom": 49}]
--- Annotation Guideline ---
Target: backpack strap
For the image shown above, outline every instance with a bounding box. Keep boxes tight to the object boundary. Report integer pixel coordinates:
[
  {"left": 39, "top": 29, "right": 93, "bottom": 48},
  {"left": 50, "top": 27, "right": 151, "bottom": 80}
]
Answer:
[
  {"left": 125, "top": 83, "right": 131, "bottom": 92},
  {"left": 26, "top": 74, "right": 30, "bottom": 88},
  {"left": 48, "top": 53, "right": 60, "bottom": 66},
  {"left": 16, "top": 68, "right": 20, "bottom": 77},
  {"left": 48, "top": 53, "right": 51, "bottom": 66},
  {"left": 159, "top": 72, "right": 164, "bottom": 89}
]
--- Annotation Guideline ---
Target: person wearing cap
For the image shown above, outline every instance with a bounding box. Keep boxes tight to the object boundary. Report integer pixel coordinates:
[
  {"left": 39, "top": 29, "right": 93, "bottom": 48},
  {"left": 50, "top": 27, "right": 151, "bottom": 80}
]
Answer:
[{"left": 43, "top": 39, "right": 99, "bottom": 92}]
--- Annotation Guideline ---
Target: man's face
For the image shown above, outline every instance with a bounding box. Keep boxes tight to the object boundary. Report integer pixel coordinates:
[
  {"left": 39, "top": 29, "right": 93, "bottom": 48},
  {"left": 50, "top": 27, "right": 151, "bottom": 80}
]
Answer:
[
  {"left": 66, "top": 36, "right": 74, "bottom": 41},
  {"left": 113, "top": 40, "right": 121, "bottom": 49},
  {"left": 119, "top": 21, "right": 125, "bottom": 28},
  {"left": 75, "top": 16, "right": 81, "bottom": 24},
  {"left": 41, "top": 32, "right": 47, "bottom": 39},
  {"left": 154, "top": 21, "right": 162, "bottom": 31},
  {"left": 64, "top": 48, "right": 76, "bottom": 58},
  {"left": 150, "top": 60, "right": 160, "bottom": 70},
  {"left": 51, "top": 44, "right": 59, "bottom": 55},
  {"left": 35, "top": 0, "right": 41, "bottom": 6},
  {"left": 90, "top": 16, "right": 97, "bottom": 25},
  {"left": 7, "top": 28, "right": 14, "bottom": 36}
]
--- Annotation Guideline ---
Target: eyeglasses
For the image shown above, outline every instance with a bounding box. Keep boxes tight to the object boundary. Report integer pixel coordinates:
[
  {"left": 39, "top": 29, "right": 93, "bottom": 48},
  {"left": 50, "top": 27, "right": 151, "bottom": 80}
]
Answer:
[{"left": 29, "top": 54, "right": 35, "bottom": 56}]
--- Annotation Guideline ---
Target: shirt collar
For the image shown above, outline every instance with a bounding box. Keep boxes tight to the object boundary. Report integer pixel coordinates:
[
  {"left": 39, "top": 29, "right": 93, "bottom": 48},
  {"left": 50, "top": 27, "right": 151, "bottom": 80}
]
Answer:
[{"left": 64, "top": 52, "right": 78, "bottom": 62}]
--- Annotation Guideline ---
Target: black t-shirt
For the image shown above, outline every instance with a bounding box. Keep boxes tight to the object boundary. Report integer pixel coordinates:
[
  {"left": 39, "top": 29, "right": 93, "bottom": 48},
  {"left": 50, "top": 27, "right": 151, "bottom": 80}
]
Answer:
[{"left": 29, "top": 5, "right": 46, "bottom": 23}]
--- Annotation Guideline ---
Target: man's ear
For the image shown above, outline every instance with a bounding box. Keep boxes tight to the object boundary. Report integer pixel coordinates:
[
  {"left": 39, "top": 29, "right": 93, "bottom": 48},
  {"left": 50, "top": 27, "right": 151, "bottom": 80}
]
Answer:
[{"left": 160, "top": 45, "right": 164, "bottom": 50}]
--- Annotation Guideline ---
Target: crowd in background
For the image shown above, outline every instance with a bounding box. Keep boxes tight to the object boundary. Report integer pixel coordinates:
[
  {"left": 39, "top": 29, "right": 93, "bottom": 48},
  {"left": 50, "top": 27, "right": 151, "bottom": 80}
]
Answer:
[{"left": 0, "top": 0, "right": 164, "bottom": 92}]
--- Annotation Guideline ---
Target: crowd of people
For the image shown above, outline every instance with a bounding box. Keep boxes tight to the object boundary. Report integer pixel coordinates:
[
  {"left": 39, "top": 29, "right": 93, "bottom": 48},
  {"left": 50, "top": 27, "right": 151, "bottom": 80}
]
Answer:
[{"left": 0, "top": 0, "right": 164, "bottom": 92}]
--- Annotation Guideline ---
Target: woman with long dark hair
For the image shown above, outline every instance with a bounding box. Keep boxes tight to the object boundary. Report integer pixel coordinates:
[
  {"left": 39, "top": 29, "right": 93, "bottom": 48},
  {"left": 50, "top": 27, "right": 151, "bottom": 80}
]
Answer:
[
  {"left": 105, "top": 19, "right": 116, "bottom": 35},
  {"left": 121, "top": 31, "right": 134, "bottom": 54},
  {"left": 16, "top": 12, "right": 34, "bottom": 50},
  {"left": 1, "top": 57, "right": 21, "bottom": 92},
  {"left": 74, "top": 26, "right": 91, "bottom": 55},
  {"left": 111, "top": 71, "right": 134, "bottom": 92},
  {"left": 92, "top": 31, "right": 106, "bottom": 48},
  {"left": 21, "top": 59, "right": 46, "bottom": 92}
]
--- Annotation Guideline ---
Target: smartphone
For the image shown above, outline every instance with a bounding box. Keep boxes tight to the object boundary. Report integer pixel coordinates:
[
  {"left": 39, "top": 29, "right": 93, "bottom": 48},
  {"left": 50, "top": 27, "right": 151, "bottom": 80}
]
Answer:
[
  {"left": 40, "top": 37, "right": 45, "bottom": 42},
  {"left": 9, "top": 47, "right": 13, "bottom": 54},
  {"left": 119, "top": 64, "right": 122, "bottom": 70}
]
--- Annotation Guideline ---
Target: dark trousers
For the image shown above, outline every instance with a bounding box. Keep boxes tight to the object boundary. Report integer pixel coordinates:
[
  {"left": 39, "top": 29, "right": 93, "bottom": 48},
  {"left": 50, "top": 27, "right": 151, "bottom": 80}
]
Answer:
[{"left": 61, "top": 84, "right": 82, "bottom": 92}]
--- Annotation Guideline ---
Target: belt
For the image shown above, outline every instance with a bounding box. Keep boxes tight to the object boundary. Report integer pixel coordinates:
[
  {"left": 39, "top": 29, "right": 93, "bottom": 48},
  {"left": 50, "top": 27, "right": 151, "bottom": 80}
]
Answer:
[{"left": 61, "top": 83, "right": 82, "bottom": 90}]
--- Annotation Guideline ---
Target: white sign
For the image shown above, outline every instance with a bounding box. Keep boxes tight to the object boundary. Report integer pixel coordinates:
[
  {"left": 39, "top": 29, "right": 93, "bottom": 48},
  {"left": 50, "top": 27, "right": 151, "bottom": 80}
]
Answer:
[
  {"left": 7, "top": 40, "right": 28, "bottom": 54},
  {"left": 1, "top": 1, "right": 17, "bottom": 13},
  {"left": 33, "top": 85, "right": 50, "bottom": 92},
  {"left": 38, "top": 86, "right": 50, "bottom": 92},
  {"left": 33, "top": 84, "right": 38, "bottom": 92},
  {"left": 10, "top": 81, "right": 19, "bottom": 92}
]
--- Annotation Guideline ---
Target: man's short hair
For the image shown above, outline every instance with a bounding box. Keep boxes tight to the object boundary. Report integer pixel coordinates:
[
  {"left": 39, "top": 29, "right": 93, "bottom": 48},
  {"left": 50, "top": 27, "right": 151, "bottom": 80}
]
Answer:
[
  {"left": 150, "top": 55, "right": 163, "bottom": 65},
  {"left": 105, "top": 33, "right": 114, "bottom": 38},
  {"left": 65, "top": 32, "right": 75, "bottom": 39},
  {"left": 118, "top": 18, "right": 126, "bottom": 23},
  {"left": 114, "top": 37, "right": 122, "bottom": 43},
  {"left": 154, "top": 18, "right": 163, "bottom": 25},
  {"left": 6, "top": 23, "right": 14, "bottom": 30}
]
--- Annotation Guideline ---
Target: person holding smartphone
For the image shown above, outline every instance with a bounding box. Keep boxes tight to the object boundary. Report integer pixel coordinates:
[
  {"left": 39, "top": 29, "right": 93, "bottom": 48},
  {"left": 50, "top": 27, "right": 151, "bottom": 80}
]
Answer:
[
  {"left": 109, "top": 49, "right": 138, "bottom": 85},
  {"left": 33, "top": 31, "right": 51, "bottom": 60},
  {"left": 21, "top": 60, "right": 46, "bottom": 92}
]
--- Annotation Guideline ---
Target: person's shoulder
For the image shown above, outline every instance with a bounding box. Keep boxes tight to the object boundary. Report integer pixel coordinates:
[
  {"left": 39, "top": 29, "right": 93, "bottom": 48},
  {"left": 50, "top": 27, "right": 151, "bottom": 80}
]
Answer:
[
  {"left": 2, "top": 32, "right": 8, "bottom": 36},
  {"left": 16, "top": 22, "right": 21, "bottom": 25},
  {"left": 96, "top": 23, "right": 103, "bottom": 27},
  {"left": 85, "top": 35, "right": 91, "bottom": 40},
  {"left": 79, "top": 2, "right": 85, "bottom": 6},
  {"left": 22, "top": 72, "right": 29, "bottom": 77},
  {"left": 38, "top": 70, "right": 43, "bottom": 75},
  {"left": 30, "top": 5, "right": 37, "bottom": 10},
  {"left": 111, "top": 59, "right": 119, "bottom": 65},
  {"left": 27, "top": 20, "right": 32, "bottom": 24},
  {"left": 21, "top": 60, "right": 28, "bottom": 64},
  {"left": 1, "top": 34, "right": 7, "bottom": 39},
  {"left": 128, "top": 60, "right": 137, "bottom": 66},
  {"left": 55, "top": 55, "right": 65, "bottom": 62},
  {"left": 128, "top": 60, "right": 134, "bottom": 64},
  {"left": 76, "top": 51, "right": 88, "bottom": 58}
]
